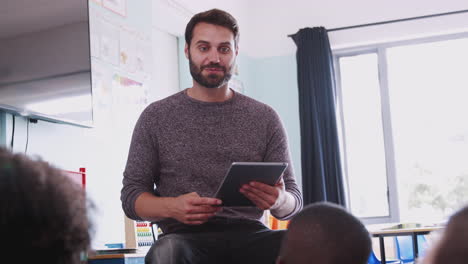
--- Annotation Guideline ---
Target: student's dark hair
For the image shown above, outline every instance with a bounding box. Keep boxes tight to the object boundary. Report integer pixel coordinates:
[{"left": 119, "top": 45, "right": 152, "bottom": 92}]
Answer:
[
  {"left": 430, "top": 205, "right": 468, "bottom": 264},
  {"left": 0, "top": 147, "right": 92, "bottom": 264},
  {"left": 279, "top": 202, "right": 371, "bottom": 264},
  {"left": 185, "top": 8, "right": 239, "bottom": 47}
]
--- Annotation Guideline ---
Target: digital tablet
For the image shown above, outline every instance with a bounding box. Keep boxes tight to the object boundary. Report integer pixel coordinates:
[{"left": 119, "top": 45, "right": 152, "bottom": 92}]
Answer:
[{"left": 213, "top": 162, "right": 288, "bottom": 207}]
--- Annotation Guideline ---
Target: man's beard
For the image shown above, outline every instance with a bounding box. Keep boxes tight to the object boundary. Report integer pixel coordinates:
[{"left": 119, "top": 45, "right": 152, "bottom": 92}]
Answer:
[{"left": 189, "top": 53, "right": 233, "bottom": 89}]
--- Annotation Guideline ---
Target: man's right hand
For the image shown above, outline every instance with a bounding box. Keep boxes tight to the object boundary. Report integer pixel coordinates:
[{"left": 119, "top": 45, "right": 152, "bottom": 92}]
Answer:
[{"left": 169, "top": 192, "right": 222, "bottom": 225}]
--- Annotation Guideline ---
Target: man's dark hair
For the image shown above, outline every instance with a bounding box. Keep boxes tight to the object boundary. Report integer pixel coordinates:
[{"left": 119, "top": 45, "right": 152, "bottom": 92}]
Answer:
[
  {"left": 185, "top": 8, "right": 239, "bottom": 47},
  {"left": 0, "top": 147, "right": 92, "bottom": 264},
  {"left": 428, "top": 206, "right": 468, "bottom": 264},
  {"left": 278, "top": 202, "right": 371, "bottom": 264}
]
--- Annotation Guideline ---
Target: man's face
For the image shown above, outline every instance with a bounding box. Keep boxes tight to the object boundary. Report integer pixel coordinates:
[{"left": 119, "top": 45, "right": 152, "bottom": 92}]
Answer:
[{"left": 185, "top": 22, "right": 238, "bottom": 89}]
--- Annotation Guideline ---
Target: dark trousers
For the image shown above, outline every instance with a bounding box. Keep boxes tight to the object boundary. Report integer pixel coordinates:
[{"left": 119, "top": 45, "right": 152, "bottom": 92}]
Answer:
[{"left": 145, "top": 218, "right": 285, "bottom": 264}]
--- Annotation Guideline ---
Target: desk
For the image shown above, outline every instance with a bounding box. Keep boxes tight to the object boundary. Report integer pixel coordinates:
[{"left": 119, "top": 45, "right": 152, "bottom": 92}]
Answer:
[
  {"left": 88, "top": 253, "right": 145, "bottom": 264},
  {"left": 369, "top": 226, "right": 443, "bottom": 264}
]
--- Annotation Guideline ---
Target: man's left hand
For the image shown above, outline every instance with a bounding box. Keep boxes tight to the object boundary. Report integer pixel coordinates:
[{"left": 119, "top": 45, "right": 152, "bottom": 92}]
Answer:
[{"left": 240, "top": 178, "right": 286, "bottom": 210}]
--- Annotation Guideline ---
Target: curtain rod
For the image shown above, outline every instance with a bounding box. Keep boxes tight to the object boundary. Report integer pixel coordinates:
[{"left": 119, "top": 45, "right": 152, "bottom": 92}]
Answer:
[{"left": 288, "top": 9, "right": 468, "bottom": 36}]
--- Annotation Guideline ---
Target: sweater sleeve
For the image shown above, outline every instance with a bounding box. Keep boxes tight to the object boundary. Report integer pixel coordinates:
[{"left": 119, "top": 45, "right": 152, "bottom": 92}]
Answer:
[
  {"left": 121, "top": 109, "right": 160, "bottom": 220},
  {"left": 263, "top": 108, "right": 303, "bottom": 220}
]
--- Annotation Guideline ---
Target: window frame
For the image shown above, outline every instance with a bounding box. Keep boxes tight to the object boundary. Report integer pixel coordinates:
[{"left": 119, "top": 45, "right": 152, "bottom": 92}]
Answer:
[
  {"left": 332, "top": 31, "right": 468, "bottom": 224},
  {"left": 0, "top": 112, "right": 6, "bottom": 147}
]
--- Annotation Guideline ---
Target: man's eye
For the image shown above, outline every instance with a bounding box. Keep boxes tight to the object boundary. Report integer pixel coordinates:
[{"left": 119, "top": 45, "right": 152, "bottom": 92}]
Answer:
[
  {"left": 199, "top": 46, "right": 208, "bottom": 52},
  {"left": 219, "top": 47, "right": 231, "bottom": 53}
]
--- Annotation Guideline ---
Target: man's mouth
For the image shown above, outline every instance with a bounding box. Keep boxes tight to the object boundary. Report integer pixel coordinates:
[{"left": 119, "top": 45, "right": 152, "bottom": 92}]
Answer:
[
  {"left": 204, "top": 67, "right": 223, "bottom": 72},
  {"left": 202, "top": 65, "right": 225, "bottom": 72}
]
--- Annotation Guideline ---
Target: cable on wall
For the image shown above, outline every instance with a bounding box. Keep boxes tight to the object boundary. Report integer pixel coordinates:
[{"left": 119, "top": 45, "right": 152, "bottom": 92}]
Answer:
[
  {"left": 24, "top": 118, "right": 38, "bottom": 154},
  {"left": 10, "top": 115, "right": 15, "bottom": 149},
  {"left": 25, "top": 118, "right": 30, "bottom": 154}
]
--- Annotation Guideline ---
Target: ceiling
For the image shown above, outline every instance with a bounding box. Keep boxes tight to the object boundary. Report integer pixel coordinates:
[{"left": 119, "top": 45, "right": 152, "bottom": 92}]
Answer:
[
  {"left": 0, "top": 0, "right": 87, "bottom": 39},
  {"left": 3, "top": 0, "right": 468, "bottom": 57},
  {"left": 156, "top": 0, "right": 468, "bottom": 57}
]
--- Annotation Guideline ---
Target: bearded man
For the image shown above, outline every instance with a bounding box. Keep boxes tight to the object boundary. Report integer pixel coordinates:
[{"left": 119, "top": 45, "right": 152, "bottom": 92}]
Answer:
[{"left": 121, "top": 8, "right": 303, "bottom": 264}]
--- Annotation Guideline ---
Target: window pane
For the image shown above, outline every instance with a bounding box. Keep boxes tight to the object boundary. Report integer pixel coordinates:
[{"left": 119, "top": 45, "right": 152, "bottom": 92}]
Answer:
[
  {"left": 339, "top": 53, "right": 390, "bottom": 218},
  {"left": 387, "top": 38, "right": 468, "bottom": 223}
]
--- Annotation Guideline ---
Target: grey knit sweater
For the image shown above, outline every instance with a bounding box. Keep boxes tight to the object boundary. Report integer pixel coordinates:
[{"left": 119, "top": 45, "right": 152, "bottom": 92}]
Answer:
[{"left": 121, "top": 89, "right": 303, "bottom": 233}]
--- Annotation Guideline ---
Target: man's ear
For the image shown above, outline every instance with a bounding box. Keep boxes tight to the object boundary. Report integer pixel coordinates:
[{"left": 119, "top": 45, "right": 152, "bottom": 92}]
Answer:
[
  {"left": 184, "top": 44, "right": 189, "bottom": 59},
  {"left": 235, "top": 44, "right": 239, "bottom": 56}
]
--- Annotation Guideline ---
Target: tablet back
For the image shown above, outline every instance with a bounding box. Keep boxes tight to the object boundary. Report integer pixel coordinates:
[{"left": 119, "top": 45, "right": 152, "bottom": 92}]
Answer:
[{"left": 214, "top": 162, "right": 288, "bottom": 207}]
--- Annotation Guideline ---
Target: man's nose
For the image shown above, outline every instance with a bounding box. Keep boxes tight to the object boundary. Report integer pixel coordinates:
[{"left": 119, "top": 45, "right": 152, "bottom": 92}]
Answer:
[{"left": 207, "top": 49, "right": 220, "bottom": 63}]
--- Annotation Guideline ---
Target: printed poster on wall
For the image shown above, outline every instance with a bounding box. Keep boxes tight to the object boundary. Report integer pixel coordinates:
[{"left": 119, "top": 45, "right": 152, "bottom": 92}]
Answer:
[
  {"left": 88, "top": 14, "right": 101, "bottom": 59},
  {"left": 119, "top": 25, "right": 152, "bottom": 80},
  {"left": 229, "top": 65, "right": 245, "bottom": 94},
  {"left": 229, "top": 78, "right": 245, "bottom": 94},
  {"left": 111, "top": 74, "right": 148, "bottom": 158},
  {"left": 119, "top": 29, "right": 137, "bottom": 73},
  {"left": 135, "top": 41, "right": 152, "bottom": 79},
  {"left": 90, "top": 60, "right": 113, "bottom": 126},
  {"left": 103, "top": 0, "right": 127, "bottom": 17},
  {"left": 111, "top": 74, "right": 148, "bottom": 128},
  {"left": 99, "top": 19, "right": 120, "bottom": 66}
]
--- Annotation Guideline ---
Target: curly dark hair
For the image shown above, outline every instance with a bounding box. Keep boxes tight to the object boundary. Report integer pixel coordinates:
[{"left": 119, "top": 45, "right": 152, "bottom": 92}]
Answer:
[
  {"left": 429, "top": 205, "right": 468, "bottom": 264},
  {"left": 185, "top": 8, "right": 239, "bottom": 47},
  {"left": 0, "top": 147, "right": 92, "bottom": 264},
  {"left": 278, "top": 202, "right": 371, "bottom": 264}
]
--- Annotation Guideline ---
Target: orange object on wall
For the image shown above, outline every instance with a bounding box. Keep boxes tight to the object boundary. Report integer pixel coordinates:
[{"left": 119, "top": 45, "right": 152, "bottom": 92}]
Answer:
[{"left": 269, "top": 214, "right": 290, "bottom": 230}]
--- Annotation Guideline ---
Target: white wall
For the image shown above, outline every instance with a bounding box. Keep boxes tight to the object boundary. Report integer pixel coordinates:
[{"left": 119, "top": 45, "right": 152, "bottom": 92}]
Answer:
[
  {"left": 242, "top": 55, "right": 302, "bottom": 189},
  {"left": 152, "top": 28, "right": 180, "bottom": 99}
]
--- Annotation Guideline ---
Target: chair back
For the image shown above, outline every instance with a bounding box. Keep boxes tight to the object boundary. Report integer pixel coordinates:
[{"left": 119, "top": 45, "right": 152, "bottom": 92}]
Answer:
[
  {"left": 395, "top": 235, "right": 428, "bottom": 263},
  {"left": 368, "top": 251, "right": 402, "bottom": 264}
]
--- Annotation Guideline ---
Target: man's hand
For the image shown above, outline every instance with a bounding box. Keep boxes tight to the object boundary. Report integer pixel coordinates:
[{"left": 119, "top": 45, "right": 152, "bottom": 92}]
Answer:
[
  {"left": 169, "top": 192, "right": 222, "bottom": 225},
  {"left": 239, "top": 178, "right": 286, "bottom": 210}
]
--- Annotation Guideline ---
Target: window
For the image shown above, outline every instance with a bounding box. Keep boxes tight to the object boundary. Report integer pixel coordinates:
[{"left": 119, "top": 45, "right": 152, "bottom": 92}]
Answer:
[
  {"left": 338, "top": 53, "right": 390, "bottom": 218},
  {"left": 335, "top": 34, "right": 468, "bottom": 224}
]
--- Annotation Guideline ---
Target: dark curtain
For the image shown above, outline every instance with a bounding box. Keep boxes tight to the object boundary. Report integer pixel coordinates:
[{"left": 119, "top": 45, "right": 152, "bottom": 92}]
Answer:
[{"left": 290, "top": 27, "right": 345, "bottom": 206}]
